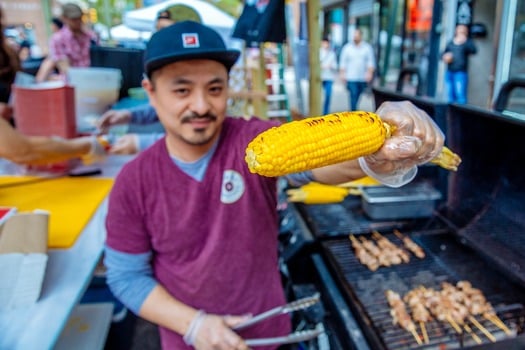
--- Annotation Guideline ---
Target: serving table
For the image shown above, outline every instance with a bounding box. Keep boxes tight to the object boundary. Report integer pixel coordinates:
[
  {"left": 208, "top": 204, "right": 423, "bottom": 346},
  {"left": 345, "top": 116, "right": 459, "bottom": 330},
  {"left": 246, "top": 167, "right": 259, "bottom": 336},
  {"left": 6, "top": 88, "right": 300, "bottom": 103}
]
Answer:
[{"left": 0, "top": 155, "right": 132, "bottom": 350}]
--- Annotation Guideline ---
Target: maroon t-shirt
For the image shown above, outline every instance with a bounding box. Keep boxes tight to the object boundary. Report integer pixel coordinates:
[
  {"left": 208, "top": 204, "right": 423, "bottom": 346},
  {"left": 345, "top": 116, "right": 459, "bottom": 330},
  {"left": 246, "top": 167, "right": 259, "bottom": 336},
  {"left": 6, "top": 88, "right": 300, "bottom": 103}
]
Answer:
[{"left": 106, "top": 117, "right": 290, "bottom": 349}]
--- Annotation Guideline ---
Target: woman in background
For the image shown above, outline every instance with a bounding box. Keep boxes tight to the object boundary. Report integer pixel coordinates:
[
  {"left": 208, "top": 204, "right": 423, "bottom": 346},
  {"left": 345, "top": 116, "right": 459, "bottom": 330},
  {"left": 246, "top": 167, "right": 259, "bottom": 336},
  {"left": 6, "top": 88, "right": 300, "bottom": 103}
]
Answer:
[{"left": 0, "top": 8, "right": 20, "bottom": 110}]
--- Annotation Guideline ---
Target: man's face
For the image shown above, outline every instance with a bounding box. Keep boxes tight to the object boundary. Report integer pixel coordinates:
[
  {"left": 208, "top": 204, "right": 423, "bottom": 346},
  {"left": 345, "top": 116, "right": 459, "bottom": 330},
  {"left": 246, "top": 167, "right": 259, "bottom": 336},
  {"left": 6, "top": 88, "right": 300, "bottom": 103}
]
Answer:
[
  {"left": 456, "top": 25, "right": 469, "bottom": 38},
  {"left": 143, "top": 59, "right": 229, "bottom": 157},
  {"left": 64, "top": 17, "right": 83, "bottom": 32},
  {"left": 353, "top": 30, "right": 362, "bottom": 44}
]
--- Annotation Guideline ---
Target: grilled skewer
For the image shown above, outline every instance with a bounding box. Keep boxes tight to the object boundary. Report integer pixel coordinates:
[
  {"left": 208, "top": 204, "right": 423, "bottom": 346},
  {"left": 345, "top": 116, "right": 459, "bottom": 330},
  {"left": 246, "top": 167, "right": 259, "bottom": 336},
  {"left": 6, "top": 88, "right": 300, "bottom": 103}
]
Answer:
[
  {"left": 393, "top": 229, "right": 425, "bottom": 258},
  {"left": 404, "top": 287, "right": 432, "bottom": 344},
  {"left": 349, "top": 234, "right": 379, "bottom": 271},
  {"left": 456, "top": 281, "right": 512, "bottom": 335},
  {"left": 386, "top": 290, "right": 423, "bottom": 345},
  {"left": 372, "top": 231, "right": 410, "bottom": 264}
]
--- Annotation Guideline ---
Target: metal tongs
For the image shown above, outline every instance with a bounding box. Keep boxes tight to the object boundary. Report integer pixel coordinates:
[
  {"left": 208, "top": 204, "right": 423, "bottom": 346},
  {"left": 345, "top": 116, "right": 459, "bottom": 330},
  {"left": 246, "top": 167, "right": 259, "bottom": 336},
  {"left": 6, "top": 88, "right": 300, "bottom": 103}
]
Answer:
[{"left": 233, "top": 293, "right": 324, "bottom": 347}]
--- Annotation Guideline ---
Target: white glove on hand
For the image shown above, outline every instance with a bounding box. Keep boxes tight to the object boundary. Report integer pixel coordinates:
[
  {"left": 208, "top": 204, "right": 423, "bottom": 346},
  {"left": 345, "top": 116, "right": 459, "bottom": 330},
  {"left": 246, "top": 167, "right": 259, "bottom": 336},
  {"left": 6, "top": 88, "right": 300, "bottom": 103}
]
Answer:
[
  {"left": 82, "top": 136, "right": 109, "bottom": 165},
  {"left": 360, "top": 101, "right": 445, "bottom": 187}
]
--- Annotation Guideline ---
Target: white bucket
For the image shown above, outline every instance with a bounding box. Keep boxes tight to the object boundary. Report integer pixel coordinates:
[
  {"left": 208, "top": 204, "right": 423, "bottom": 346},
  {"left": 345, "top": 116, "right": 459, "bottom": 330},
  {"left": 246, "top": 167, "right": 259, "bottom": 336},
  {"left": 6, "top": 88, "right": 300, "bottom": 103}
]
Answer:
[{"left": 67, "top": 67, "right": 122, "bottom": 132}]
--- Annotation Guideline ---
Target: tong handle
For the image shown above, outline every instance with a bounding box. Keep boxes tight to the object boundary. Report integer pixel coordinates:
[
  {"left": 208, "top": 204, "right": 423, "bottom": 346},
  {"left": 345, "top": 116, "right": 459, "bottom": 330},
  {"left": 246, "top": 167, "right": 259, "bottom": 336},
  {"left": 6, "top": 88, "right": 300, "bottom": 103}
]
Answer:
[
  {"left": 233, "top": 293, "right": 320, "bottom": 331},
  {"left": 245, "top": 326, "right": 324, "bottom": 347}
]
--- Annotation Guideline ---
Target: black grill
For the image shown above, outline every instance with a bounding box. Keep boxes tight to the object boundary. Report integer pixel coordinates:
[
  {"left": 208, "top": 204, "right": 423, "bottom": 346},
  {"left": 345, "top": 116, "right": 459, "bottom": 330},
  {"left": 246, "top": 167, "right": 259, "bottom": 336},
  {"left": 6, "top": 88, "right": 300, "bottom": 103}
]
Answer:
[{"left": 321, "top": 231, "right": 525, "bottom": 350}]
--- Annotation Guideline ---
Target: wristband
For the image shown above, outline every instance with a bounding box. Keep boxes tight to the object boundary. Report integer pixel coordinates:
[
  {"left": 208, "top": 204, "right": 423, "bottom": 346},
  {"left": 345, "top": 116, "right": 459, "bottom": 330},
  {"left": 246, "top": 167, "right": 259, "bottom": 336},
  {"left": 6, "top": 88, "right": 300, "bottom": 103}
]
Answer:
[
  {"left": 183, "top": 310, "right": 207, "bottom": 346},
  {"left": 358, "top": 157, "right": 417, "bottom": 188}
]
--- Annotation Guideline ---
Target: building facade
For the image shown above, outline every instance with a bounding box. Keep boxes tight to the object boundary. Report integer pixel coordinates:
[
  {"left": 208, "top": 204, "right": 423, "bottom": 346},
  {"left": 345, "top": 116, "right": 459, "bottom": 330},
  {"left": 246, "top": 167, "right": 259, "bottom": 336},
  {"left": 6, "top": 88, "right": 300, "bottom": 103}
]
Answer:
[{"left": 321, "top": 0, "right": 525, "bottom": 111}]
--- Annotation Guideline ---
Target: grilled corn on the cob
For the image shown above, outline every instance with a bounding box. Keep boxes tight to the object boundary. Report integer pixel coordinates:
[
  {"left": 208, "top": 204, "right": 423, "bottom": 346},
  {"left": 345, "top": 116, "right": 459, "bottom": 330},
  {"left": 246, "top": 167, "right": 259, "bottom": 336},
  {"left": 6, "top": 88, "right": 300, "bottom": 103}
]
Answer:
[
  {"left": 286, "top": 182, "right": 349, "bottom": 204},
  {"left": 245, "top": 111, "right": 461, "bottom": 177}
]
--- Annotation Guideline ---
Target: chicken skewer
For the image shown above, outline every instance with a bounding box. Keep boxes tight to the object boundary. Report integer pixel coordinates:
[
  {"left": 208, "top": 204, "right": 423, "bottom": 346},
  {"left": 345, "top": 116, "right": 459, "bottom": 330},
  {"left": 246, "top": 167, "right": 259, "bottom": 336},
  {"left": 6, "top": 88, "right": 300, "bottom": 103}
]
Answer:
[
  {"left": 372, "top": 231, "right": 411, "bottom": 264},
  {"left": 393, "top": 229, "right": 426, "bottom": 259},
  {"left": 403, "top": 287, "right": 431, "bottom": 344},
  {"left": 420, "top": 286, "right": 465, "bottom": 334},
  {"left": 359, "top": 236, "right": 394, "bottom": 267},
  {"left": 349, "top": 234, "right": 380, "bottom": 271},
  {"left": 456, "top": 281, "right": 512, "bottom": 335},
  {"left": 386, "top": 290, "right": 423, "bottom": 345},
  {"left": 441, "top": 282, "right": 499, "bottom": 342}
]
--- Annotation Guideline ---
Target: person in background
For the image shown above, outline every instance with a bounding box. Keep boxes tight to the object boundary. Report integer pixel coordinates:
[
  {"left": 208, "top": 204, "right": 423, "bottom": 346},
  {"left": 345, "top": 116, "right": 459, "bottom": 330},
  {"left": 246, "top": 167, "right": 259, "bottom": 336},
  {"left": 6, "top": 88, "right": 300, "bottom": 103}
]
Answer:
[
  {"left": 47, "top": 3, "right": 98, "bottom": 78},
  {"left": 155, "top": 9, "right": 175, "bottom": 31},
  {"left": 51, "top": 17, "right": 64, "bottom": 33},
  {"left": 339, "top": 28, "right": 375, "bottom": 111},
  {"left": 441, "top": 24, "right": 477, "bottom": 104},
  {"left": 104, "top": 21, "right": 446, "bottom": 350},
  {"left": 320, "top": 36, "right": 337, "bottom": 115},
  {"left": 0, "top": 7, "right": 20, "bottom": 123},
  {"left": 35, "top": 17, "right": 65, "bottom": 83},
  {"left": 97, "top": 104, "right": 164, "bottom": 154}
]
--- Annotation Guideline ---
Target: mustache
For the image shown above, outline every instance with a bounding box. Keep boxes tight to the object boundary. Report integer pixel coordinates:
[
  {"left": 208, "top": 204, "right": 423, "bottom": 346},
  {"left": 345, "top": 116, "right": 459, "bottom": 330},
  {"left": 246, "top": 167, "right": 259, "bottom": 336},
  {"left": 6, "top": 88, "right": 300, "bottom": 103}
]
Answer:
[{"left": 181, "top": 112, "right": 218, "bottom": 124}]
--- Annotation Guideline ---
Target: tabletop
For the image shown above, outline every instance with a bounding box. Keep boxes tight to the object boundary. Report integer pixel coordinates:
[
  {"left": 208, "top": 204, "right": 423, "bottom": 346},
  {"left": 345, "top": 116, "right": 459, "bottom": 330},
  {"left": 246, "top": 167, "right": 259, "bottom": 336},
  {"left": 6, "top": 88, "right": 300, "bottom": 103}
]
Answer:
[{"left": 0, "top": 155, "right": 133, "bottom": 350}]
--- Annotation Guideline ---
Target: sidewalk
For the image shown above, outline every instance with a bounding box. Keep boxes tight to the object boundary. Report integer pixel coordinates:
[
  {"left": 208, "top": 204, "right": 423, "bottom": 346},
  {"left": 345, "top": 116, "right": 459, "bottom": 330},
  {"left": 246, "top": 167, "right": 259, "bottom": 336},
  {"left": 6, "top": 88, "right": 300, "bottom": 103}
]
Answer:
[{"left": 283, "top": 66, "right": 376, "bottom": 116}]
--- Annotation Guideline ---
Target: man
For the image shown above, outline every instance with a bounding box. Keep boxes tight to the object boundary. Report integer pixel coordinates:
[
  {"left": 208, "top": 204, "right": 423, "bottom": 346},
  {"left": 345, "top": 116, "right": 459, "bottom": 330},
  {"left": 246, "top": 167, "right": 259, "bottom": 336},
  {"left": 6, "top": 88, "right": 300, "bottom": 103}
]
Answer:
[
  {"left": 48, "top": 3, "right": 98, "bottom": 77},
  {"left": 442, "top": 24, "right": 477, "bottom": 104},
  {"left": 320, "top": 37, "right": 337, "bottom": 115},
  {"left": 104, "top": 21, "right": 445, "bottom": 350},
  {"left": 339, "top": 28, "right": 376, "bottom": 111},
  {"left": 155, "top": 9, "right": 175, "bottom": 31}
]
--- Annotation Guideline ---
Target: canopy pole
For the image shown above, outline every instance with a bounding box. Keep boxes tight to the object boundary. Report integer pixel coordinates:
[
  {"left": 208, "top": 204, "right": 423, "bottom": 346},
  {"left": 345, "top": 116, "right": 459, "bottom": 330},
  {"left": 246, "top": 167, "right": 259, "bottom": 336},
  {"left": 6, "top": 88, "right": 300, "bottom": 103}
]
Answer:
[{"left": 307, "top": 0, "right": 321, "bottom": 116}]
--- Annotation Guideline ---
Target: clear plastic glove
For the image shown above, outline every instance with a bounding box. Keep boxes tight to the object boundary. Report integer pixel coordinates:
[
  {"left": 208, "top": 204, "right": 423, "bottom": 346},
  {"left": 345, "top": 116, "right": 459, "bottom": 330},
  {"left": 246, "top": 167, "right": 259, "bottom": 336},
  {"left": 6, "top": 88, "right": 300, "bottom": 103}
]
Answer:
[
  {"left": 109, "top": 134, "right": 139, "bottom": 155},
  {"left": 360, "top": 101, "right": 445, "bottom": 187},
  {"left": 185, "top": 311, "right": 250, "bottom": 350},
  {"left": 96, "top": 109, "right": 132, "bottom": 133},
  {"left": 81, "top": 136, "right": 109, "bottom": 165}
]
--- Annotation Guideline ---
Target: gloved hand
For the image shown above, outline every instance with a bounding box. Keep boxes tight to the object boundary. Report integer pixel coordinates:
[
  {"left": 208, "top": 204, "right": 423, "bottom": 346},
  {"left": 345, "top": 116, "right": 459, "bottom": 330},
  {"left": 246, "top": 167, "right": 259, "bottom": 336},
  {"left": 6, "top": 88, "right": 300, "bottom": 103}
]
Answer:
[
  {"left": 96, "top": 109, "right": 132, "bottom": 133},
  {"left": 360, "top": 101, "right": 445, "bottom": 187},
  {"left": 81, "top": 135, "right": 110, "bottom": 165},
  {"left": 109, "top": 134, "right": 139, "bottom": 155},
  {"left": 185, "top": 311, "right": 251, "bottom": 350}
]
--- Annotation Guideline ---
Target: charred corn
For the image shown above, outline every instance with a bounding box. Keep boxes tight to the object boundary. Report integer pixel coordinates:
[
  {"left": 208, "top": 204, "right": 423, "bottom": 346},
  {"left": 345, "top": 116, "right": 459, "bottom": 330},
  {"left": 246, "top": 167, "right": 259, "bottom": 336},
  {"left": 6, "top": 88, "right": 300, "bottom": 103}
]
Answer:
[{"left": 245, "top": 111, "right": 461, "bottom": 177}]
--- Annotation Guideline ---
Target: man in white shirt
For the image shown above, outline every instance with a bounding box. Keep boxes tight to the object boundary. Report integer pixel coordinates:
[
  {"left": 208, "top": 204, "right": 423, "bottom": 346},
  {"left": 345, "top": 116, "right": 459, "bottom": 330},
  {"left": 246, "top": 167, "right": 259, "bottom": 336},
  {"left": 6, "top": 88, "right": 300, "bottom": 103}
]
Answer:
[{"left": 339, "top": 28, "right": 375, "bottom": 110}]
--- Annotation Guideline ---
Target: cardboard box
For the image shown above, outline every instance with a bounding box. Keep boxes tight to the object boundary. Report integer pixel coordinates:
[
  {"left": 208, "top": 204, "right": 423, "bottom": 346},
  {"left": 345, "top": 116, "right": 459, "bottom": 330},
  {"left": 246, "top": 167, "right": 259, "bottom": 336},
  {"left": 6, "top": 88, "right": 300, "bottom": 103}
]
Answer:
[{"left": 0, "top": 210, "right": 49, "bottom": 310}]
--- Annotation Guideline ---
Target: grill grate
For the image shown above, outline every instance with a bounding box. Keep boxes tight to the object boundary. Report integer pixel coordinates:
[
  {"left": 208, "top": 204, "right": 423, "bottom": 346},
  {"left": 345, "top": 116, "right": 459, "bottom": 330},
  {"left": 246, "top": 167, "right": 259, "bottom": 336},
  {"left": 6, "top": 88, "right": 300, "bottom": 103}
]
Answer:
[{"left": 321, "top": 231, "right": 525, "bottom": 350}]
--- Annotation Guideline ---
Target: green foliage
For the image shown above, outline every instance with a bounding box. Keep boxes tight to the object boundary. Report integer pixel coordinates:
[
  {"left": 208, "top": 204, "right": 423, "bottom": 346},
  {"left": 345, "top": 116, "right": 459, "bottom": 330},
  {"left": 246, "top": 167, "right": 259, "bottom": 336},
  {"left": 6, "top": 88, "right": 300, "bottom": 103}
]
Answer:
[
  {"left": 165, "top": 4, "right": 202, "bottom": 23},
  {"left": 206, "top": 0, "right": 242, "bottom": 18}
]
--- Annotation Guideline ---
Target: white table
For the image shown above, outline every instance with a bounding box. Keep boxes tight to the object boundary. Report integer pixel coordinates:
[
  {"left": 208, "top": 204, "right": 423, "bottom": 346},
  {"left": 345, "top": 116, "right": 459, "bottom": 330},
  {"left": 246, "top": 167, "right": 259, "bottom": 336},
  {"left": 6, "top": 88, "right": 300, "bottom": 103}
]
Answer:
[{"left": 0, "top": 155, "right": 133, "bottom": 350}]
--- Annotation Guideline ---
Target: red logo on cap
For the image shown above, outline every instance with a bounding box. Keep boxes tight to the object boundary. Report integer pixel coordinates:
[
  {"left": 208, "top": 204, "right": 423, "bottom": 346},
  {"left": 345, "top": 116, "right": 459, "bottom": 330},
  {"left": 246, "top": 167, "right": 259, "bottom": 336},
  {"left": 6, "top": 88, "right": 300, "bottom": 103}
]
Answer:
[{"left": 182, "top": 33, "right": 199, "bottom": 48}]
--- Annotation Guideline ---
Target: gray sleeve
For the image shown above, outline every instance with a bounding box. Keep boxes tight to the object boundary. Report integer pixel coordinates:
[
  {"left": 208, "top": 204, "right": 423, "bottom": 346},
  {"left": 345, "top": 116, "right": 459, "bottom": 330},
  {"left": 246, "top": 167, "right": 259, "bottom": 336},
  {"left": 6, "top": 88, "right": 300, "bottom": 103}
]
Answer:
[{"left": 129, "top": 104, "right": 159, "bottom": 124}]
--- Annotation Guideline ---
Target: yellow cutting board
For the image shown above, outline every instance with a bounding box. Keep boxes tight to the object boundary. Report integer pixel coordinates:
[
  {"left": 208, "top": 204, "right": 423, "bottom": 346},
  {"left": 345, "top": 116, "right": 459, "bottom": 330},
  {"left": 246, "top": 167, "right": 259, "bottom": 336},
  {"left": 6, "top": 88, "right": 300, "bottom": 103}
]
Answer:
[{"left": 0, "top": 176, "right": 114, "bottom": 249}]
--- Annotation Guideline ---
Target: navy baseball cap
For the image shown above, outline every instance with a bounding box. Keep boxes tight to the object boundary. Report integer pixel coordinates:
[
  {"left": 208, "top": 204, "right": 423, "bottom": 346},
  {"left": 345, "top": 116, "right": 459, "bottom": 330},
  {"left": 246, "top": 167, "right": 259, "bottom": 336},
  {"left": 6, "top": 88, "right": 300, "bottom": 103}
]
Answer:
[{"left": 144, "top": 20, "right": 241, "bottom": 77}]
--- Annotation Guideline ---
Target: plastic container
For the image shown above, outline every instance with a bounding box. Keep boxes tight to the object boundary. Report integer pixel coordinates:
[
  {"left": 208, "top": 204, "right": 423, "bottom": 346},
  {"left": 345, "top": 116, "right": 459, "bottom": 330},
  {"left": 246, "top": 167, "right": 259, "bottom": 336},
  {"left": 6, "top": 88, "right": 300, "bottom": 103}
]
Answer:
[
  {"left": 361, "top": 182, "right": 442, "bottom": 220},
  {"left": 67, "top": 68, "right": 122, "bottom": 132}
]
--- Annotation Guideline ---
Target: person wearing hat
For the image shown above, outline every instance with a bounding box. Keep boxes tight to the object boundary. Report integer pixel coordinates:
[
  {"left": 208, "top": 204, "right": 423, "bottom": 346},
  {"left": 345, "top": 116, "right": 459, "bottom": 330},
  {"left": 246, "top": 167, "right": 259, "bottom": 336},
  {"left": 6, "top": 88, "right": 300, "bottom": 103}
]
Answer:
[
  {"left": 48, "top": 2, "right": 98, "bottom": 78},
  {"left": 155, "top": 9, "right": 175, "bottom": 31},
  {"left": 103, "top": 21, "right": 447, "bottom": 350}
]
